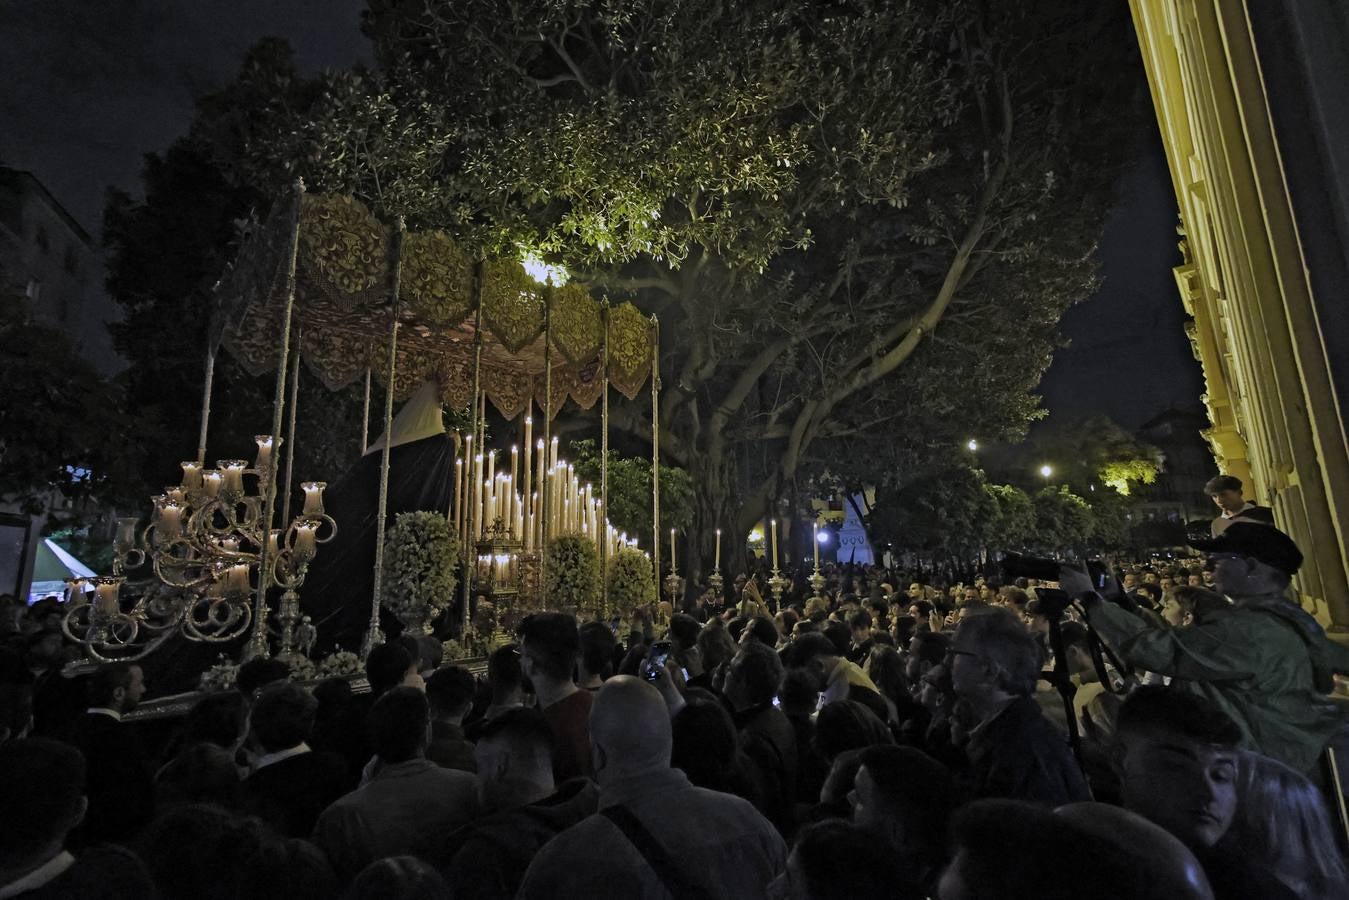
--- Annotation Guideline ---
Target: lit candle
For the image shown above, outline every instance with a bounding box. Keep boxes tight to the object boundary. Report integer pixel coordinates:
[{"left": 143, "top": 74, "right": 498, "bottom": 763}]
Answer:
[
  {"left": 227, "top": 563, "right": 250, "bottom": 593},
  {"left": 66, "top": 578, "right": 86, "bottom": 605},
  {"left": 670, "top": 528, "right": 677, "bottom": 572},
  {"left": 301, "top": 482, "right": 326, "bottom": 517},
  {"left": 159, "top": 502, "right": 184, "bottom": 540},
  {"left": 813, "top": 522, "right": 820, "bottom": 568},
  {"left": 771, "top": 519, "right": 779, "bottom": 569},
  {"left": 523, "top": 417, "right": 533, "bottom": 517},
  {"left": 181, "top": 461, "right": 203, "bottom": 490},
  {"left": 94, "top": 578, "right": 121, "bottom": 616},
  {"left": 715, "top": 529, "right": 722, "bottom": 570},
  {"left": 202, "top": 470, "right": 222, "bottom": 497},
  {"left": 254, "top": 435, "right": 275, "bottom": 472},
  {"left": 473, "top": 454, "right": 484, "bottom": 538},
  {"left": 114, "top": 517, "right": 139, "bottom": 554},
  {"left": 487, "top": 450, "right": 496, "bottom": 498},
  {"left": 511, "top": 445, "right": 519, "bottom": 490},
  {"left": 267, "top": 530, "right": 281, "bottom": 557},
  {"left": 294, "top": 522, "right": 317, "bottom": 559},
  {"left": 219, "top": 460, "right": 247, "bottom": 493},
  {"left": 453, "top": 459, "right": 464, "bottom": 533},
  {"left": 164, "top": 486, "right": 186, "bottom": 505},
  {"left": 550, "top": 437, "right": 559, "bottom": 469}
]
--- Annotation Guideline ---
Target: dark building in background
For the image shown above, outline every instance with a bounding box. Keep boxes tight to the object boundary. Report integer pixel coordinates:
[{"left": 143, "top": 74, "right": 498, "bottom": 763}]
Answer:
[
  {"left": 1133, "top": 409, "right": 1216, "bottom": 524},
  {"left": 0, "top": 167, "right": 122, "bottom": 375}
]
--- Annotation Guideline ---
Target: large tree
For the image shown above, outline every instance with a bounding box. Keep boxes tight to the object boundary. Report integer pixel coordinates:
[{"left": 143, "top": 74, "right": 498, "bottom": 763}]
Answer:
[{"left": 114, "top": 2, "right": 1149, "bottom": 584}]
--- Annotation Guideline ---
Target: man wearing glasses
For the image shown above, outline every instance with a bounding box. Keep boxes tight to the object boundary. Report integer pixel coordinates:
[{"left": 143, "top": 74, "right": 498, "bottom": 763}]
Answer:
[{"left": 1067, "top": 522, "right": 1349, "bottom": 775}]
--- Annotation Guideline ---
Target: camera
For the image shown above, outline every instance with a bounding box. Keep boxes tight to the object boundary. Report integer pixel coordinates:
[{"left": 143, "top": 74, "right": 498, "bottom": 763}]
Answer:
[{"left": 999, "top": 552, "right": 1061, "bottom": 581}]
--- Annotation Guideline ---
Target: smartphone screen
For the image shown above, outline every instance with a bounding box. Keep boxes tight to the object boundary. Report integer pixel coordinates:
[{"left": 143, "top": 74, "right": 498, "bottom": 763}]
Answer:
[{"left": 644, "top": 641, "right": 673, "bottom": 682}]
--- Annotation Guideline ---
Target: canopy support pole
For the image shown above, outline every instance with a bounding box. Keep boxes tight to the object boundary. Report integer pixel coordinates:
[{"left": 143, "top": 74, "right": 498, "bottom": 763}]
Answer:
[
  {"left": 462, "top": 261, "right": 484, "bottom": 640},
  {"left": 360, "top": 365, "right": 371, "bottom": 455},
  {"left": 600, "top": 301, "right": 610, "bottom": 616},
  {"left": 541, "top": 282, "right": 554, "bottom": 596},
  {"left": 363, "top": 216, "right": 405, "bottom": 659},
  {"left": 243, "top": 179, "right": 304, "bottom": 662},
  {"left": 650, "top": 315, "right": 661, "bottom": 599},
  {"left": 280, "top": 329, "right": 302, "bottom": 526},
  {"left": 196, "top": 344, "right": 215, "bottom": 466}
]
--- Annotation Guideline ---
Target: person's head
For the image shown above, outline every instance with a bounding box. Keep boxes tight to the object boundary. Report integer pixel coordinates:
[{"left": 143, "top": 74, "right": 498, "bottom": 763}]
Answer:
[
  {"left": 1173, "top": 585, "right": 1229, "bottom": 626},
  {"left": 23, "top": 629, "right": 63, "bottom": 667},
  {"left": 236, "top": 657, "right": 291, "bottom": 701},
  {"left": 667, "top": 613, "right": 701, "bottom": 656},
  {"left": 821, "top": 620, "right": 852, "bottom": 657},
  {"left": 156, "top": 741, "right": 241, "bottom": 807},
  {"left": 774, "top": 820, "right": 903, "bottom": 900},
  {"left": 518, "top": 612, "right": 579, "bottom": 687},
  {"left": 949, "top": 608, "right": 1041, "bottom": 704},
  {"left": 1113, "top": 686, "right": 1242, "bottom": 850},
  {"left": 813, "top": 700, "right": 892, "bottom": 762},
  {"left": 589, "top": 675, "right": 671, "bottom": 781},
  {"left": 696, "top": 618, "right": 738, "bottom": 671},
  {"left": 1134, "top": 581, "right": 1163, "bottom": 610},
  {"left": 1231, "top": 752, "right": 1349, "bottom": 898},
  {"left": 671, "top": 692, "right": 739, "bottom": 792},
  {"left": 775, "top": 608, "right": 800, "bottom": 639},
  {"left": 851, "top": 744, "right": 957, "bottom": 868},
  {"left": 365, "top": 641, "right": 418, "bottom": 697},
  {"left": 792, "top": 631, "right": 840, "bottom": 683},
  {"left": 1054, "top": 803, "right": 1215, "bottom": 900},
  {"left": 347, "top": 855, "right": 451, "bottom": 900},
  {"left": 577, "top": 621, "right": 617, "bottom": 683},
  {"left": 237, "top": 838, "right": 340, "bottom": 900},
  {"left": 907, "top": 582, "right": 923, "bottom": 599},
  {"left": 847, "top": 610, "right": 872, "bottom": 645},
  {"left": 940, "top": 799, "right": 1159, "bottom": 900},
  {"left": 0, "top": 680, "right": 34, "bottom": 743},
  {"left": 138, "top": 804, "right": 267, "bottom": 900},
  {"left": 415, "top": 635, "right": 443, "bottom": 676},
  {"left": 369, "top": 686, "right": 430, "bottom": 764},
  {"left": 863, "top": 644, "right": 909, "bottom": 706},
  {"left": 781, "top": 666, "right": 824, "bottom": 717},
  {"left": 740, "top": 614, "right": 780, "bottom": 647},
  {"left": 0, "top": 738, "right": 86, "bottom": 868},
  {"left": 473, "top": 707, "right": 554, "bottom": 810},
  {"left": 88, "top": 662, "right": 145, "bottom": 713},
  {"left": 1057, "top": 621, "right": 1093, "bottom": 676},
  {"left": 906, "top": 630, "right": 950, "bottom": 683},
  {"left": 249, "top": 681, "right": 316, "bottom": 754},
  {"left": 724, "top": 638, "right": 785, "bottom": 712},
  {"left": 181, "top": 690, "right": 247, "bottom": 750},
  {"left": 1194, "top": 522, "right": 1303, "bottom": 598},
  {"left": 425, "top": 665, "right": 475, "bottom": 722},
  {"left": 1204, "top": 474, "right": 1246, "bottom": 515},
  {"left": 486, "top": 643, "right": 525, "bottom": 703},
  {"left": 1123, "top": 571, "right": 1138, "bottom": 590}
]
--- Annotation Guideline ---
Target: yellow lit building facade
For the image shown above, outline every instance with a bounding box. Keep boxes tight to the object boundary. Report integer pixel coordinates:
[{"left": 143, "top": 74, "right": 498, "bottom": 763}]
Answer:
[{"left": 1130, "top": 1, "right": 1349, "bottom": 625}]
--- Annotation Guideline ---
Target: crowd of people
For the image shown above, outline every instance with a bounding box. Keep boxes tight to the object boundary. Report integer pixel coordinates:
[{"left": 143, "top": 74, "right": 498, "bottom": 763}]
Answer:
[{"left": 2, "top": 498, "right": 1349, "bottom": 897}]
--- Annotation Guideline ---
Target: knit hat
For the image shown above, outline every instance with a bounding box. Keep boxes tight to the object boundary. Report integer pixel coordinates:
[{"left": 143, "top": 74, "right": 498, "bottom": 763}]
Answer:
[{"left": 1189, "top": 521, "right": 1303, "bottom": 576}]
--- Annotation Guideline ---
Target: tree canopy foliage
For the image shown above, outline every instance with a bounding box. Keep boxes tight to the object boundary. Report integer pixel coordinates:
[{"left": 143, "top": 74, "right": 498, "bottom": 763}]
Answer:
[{"left": 106, "top": 2, "right": 1150, "bottom": 574}]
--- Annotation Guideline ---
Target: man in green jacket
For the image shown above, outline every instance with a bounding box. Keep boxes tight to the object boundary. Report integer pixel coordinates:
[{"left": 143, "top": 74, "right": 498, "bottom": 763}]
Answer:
[{"left": 1066, "top": 523, "right": 1349, "bottom": 774}]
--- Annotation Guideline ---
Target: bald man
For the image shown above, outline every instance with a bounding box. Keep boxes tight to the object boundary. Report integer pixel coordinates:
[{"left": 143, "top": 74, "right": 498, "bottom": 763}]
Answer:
[{"left": 518, "top": 676, "right": 787, "bottom": 899}]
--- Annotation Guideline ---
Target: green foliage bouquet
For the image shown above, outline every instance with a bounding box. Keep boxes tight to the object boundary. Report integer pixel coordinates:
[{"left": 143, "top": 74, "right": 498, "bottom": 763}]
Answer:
[
  {"left": 606, "top": 547, "right": 655, "bottom": 623},
  {"left": 317, "top": 649, "right": 363, "bottom": 678},
  {"left": 544, "top": 535, "right": 601, "bottom": 616},
  {"left": 381, "top": 511, "right": 459, "bottom": 634}
]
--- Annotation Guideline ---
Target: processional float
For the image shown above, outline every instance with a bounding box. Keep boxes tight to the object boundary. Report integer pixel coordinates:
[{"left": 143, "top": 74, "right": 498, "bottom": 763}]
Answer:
[{"left": 63, "top": 181, "right": 671, "bottom": 663}]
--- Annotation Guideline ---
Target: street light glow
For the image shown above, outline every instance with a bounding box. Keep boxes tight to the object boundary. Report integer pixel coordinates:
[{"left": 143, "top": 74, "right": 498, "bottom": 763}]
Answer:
[
  {"left": 1040, "top": 464, "right": 1053, "bottom": 479},
  {"left": 816, "top": 530, "right": 830, "bottom": 545},
  {"left": 967, "top": 439, "right": 978, "bottom": 451}
]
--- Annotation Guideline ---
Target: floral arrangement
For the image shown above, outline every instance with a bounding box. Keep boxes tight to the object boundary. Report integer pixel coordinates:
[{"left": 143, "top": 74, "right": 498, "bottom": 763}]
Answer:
[
  {"left": 198, "top": 658, "right": 239, "bottom": 692},
  {"left": 317, "top": 649, "right": 363, "bottom": 678},
  {"left": 544, "top": 534, "right": 601, "bottom": 616},
  {"left": 285, "top": 655, "right": 317, "bottom": 683},
  {"left": 606, "top": 547, "right": 656, "bottom": 622},
  {"left": 381, "top": 511, "right": 459, "bottom": 635}
]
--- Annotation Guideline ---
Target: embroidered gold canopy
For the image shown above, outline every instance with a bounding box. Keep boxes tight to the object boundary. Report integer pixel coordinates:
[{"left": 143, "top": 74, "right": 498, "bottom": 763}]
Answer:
[{"left": 214, "top": 192, "right": 654, "bottom": 419}]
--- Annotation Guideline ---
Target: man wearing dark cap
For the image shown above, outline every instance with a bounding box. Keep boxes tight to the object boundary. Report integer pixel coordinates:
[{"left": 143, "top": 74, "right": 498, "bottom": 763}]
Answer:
[
  {"left": 1203, "top": 474, "right": 1274, "bottom": 535},
  {"left": 1067, "top": 522, "right": 1349, "bottom": 773}
]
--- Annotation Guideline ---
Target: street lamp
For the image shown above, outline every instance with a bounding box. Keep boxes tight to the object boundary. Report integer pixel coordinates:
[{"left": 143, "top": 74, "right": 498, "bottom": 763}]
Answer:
[
  {"left": 967, "top": 439, "right": 978, "bottom": 452},
  {"left": 1039, "top": 464, "right": 1053, "bottom": 480}
]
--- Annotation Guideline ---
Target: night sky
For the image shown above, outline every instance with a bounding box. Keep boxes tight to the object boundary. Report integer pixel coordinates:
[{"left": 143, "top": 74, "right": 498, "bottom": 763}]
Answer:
[{"left": 2, "top": 1, "right": 1203, "bottom": 433}]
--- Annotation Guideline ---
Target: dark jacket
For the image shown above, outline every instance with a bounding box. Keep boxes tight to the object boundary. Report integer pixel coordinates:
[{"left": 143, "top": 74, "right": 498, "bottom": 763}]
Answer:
[
  {"left": 442, "top": 779, "right": 600, "bottom": 900},
  {"left": 735, "top": 702, "right": 799, "bottom": 834},
  {"left": 239, "top": 748, "right": 352, "bottom": 838},
  {"left": 68, "top": 712, "right": 155, "bottom": 847},
  {"left": 965, "top": 695, "right": 1090, "bottom": 807},
  {"left": 3, "top": 845, "right": 155, "bottom": 899},
  {"left": 426, "top": 720, "right": 477, "bottom": 773}
]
